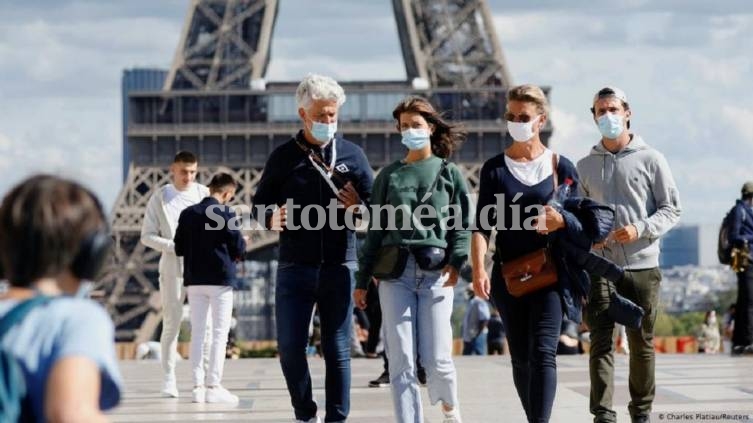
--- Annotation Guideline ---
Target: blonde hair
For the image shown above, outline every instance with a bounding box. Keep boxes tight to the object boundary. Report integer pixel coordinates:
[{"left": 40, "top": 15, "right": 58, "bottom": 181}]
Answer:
[{"left": 506, "top": 84, "right": 550, "bottom": 116}]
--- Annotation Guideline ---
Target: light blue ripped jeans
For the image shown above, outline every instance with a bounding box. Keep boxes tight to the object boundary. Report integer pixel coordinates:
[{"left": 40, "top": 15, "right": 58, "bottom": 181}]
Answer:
[{"left": 378, "top": 255, "right": 458, "bottom": 423}]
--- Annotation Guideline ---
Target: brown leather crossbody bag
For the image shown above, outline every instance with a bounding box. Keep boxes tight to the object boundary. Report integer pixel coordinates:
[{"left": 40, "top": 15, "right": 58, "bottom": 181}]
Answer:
[{"left": 501, "top": 154, "right": 559, "bottom": 297}]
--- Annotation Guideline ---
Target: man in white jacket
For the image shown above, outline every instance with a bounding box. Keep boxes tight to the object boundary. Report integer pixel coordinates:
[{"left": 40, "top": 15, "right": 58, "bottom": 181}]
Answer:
[
  {"left": 578, "top": 87, "right": 681, "bottom": 423},
  {"left": 141, "top": 151, "right": 210, "bottom": 398}
]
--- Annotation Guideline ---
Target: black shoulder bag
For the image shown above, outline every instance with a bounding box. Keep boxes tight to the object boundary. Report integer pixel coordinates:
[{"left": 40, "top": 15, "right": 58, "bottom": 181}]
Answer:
[{"left": 371, "top": 160, "right": 448, "bottom": 280}]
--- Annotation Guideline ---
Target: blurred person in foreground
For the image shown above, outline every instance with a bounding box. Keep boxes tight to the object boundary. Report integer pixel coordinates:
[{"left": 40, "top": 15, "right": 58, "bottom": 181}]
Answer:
[{"left": 0, "top": 175, "right": 122, "bottom": 422}]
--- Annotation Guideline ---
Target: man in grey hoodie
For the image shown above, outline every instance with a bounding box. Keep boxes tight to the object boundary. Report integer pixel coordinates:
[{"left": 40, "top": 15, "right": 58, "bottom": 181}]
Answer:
[{"left": 577, "top": 87, "right": 681, "bottom": 423}]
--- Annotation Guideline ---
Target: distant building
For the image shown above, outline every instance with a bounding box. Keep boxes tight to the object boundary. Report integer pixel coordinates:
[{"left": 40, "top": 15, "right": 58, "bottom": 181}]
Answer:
[
  {"left": 121, "top": 69, "right": 167, "bottom": 182},
  {"left": 660, "top": 224, "right": 718, "bottom": 268}
]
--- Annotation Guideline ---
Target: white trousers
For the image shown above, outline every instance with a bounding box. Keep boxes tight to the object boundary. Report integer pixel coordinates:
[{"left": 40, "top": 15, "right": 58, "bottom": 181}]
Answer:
[
  {"left": 187, "top": 285, "right": 234, "bottom": 387},
  {"left": 159, "top": 273, "right": 186, "bottom": 378}
]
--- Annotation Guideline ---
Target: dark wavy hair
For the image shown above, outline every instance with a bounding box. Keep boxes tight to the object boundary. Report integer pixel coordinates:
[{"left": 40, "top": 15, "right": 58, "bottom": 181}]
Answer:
[{"left": 392, "top": 96, "right": 466, "bottom": 159}]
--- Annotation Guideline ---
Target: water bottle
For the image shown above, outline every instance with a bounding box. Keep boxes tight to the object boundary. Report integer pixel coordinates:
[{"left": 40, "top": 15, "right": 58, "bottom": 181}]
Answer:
[{"left": 548, "top": 177, "right": 574, "bottom": 208}]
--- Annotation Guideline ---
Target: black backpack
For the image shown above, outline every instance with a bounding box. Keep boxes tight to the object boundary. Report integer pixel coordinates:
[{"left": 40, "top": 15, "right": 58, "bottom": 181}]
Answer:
[{"left": 718, "top": 205, "right": 747, "bottom": 265}]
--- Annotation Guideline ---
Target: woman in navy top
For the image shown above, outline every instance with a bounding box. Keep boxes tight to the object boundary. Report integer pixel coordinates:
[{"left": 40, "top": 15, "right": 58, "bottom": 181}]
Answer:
[{"left": 470, "top": 85, "right": 579, "bottom": 423}]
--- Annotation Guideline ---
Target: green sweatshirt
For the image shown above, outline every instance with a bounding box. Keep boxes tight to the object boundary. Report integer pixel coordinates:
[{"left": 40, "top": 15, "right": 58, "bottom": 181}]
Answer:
[{"left": 355, "top": 155, "right": 471, "bottom": 289}]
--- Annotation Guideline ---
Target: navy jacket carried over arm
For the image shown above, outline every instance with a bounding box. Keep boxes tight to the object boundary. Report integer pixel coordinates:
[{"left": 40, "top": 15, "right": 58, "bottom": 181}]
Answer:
[
  {"left": 552, "top": 196, "right": 626, "bottom": 322},
  {"left": 251, "top": 131, "right": 373, "bottom": 265},
  {"left": 174, "top": 197, "right": 246, "bottom": 287}
]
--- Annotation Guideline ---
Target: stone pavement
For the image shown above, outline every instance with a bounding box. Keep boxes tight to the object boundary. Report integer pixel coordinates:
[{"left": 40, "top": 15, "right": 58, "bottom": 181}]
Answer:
[{"left": 110, "top": 354, "right": 753, "bottom": 422}]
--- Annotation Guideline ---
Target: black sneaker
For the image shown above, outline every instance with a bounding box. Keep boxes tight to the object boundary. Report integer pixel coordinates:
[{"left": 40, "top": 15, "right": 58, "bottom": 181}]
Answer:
[
  {"left": 417, "top": 366, "right": 427, "bottom": 386},
  {"left": 631, "top": 415, "right": 650, "bottom": 423},
  {"left": 368, "top": 371, "right": 390, "bottom": 388},
  {"left": 732, "top": 345, "right": 746, "bottom": 356}
]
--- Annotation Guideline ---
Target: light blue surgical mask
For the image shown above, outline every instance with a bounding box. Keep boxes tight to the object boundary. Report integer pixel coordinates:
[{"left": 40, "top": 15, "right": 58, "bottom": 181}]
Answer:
[
  {"left": 401, "top": 128, "right": 431, "bottom": 150},
  {"left": 310, "top": 121, "right": 337, "bottom": 143},
  {"left": 597, "top": 113, "right": 625, "bottom": 139}
]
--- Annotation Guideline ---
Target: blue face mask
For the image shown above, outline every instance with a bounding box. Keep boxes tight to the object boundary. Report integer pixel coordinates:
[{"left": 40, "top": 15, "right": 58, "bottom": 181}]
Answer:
[
  {"left": 310, "top": 121, "right": 337, "bottom": 143},
  {"left": 401, "top": 128, "right": 431, "bottom": 150},
  {"left": 597, "top": 113, "right": 625, "bottom": 139}
]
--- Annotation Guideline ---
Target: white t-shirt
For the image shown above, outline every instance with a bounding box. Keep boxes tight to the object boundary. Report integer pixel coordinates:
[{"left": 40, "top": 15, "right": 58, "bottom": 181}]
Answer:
[
  {"left": 504, "top": 148, "right": 554, "bottom": 186},
  {"left": 163, "top": 183, "right": 204, "bottom": 228}
]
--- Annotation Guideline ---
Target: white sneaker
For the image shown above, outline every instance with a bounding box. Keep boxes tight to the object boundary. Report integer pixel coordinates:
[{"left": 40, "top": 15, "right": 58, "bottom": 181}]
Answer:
[
  {"left": 442, "top": 405, "right": 462, "bottom": 423},
  {"left": 295, "top": 417, "right": 321, "bottom": 423},
  {"left": 161, "top": 379, "right": 179, "bottom": 398},
  {"left": 192, "top": 386, "right": 206, "bottom": 403},
  {"left": 205, "top": 386, "right": 239, "bottom": 404}
]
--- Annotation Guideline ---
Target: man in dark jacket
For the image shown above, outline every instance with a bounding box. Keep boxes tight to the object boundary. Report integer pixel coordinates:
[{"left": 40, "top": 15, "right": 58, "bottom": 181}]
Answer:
[
  {"left": 730, "top": 181, "right": 753, "bottom": 355},
  {"left": 174, "top": 173, "right": 246, "bottom": 404},
  {"left": 251, "top": 74, "right": 373, "bottom": 423}
]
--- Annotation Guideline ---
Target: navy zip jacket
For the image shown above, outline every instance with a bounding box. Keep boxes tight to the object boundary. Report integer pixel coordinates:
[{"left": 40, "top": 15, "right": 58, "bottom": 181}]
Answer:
[
  {"left": 174, "top": 197, "right": 246, "bottom": 287},
  {"left": 553, "top": 197, "right": 626, "bottom": 322},
  {"left": 252, "top": 130, "right": 373, "bottom": 265}
]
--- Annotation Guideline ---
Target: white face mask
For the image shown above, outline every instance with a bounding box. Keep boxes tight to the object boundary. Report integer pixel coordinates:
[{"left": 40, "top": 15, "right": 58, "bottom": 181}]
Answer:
[{"left": 507, "top": 115, "right": 539, "bottom": 142}]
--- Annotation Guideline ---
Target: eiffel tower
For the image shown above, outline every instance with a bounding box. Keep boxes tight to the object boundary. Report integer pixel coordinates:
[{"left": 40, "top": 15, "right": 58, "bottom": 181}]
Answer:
[{"left": 102, "top": 0, "right": 551, "bottom": 343}]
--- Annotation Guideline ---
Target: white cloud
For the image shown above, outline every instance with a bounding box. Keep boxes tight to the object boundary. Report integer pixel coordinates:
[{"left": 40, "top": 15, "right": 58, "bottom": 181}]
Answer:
[
  {"left": 0, "top": 17, "right": 180, "bottom": 98},
  {"left": 0, "top": 133, "right": 11, "bottom": 173},
  {"left": 0, "top": 11, "right": 179, "bottom": 209},
  {"left": 547, "top": 106, "right": 598, "bottom": 162},
  {"left": 0, "top": 133, "right": 10, "bottom": 149},
  {"left": 722, "top": 106, "right": 753, "bottom": 145},
  {"left": 709, "top": 15, "right": 753, "bottom": 44},
  {"left": 687, "top": 54, "right": 752, "bottom": 87},
  {"left": 0, "top": 97, "right": 123, "bottom": 212}
]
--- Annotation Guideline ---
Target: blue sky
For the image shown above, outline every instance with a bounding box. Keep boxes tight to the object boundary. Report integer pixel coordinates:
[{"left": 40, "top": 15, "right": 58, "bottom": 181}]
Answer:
[{"left": 0, "top": 0, "right": 752, "bottom": 224}]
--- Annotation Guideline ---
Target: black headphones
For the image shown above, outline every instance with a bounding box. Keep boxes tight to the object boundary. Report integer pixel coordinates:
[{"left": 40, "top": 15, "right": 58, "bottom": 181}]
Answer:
[{"left": 69, "top": 190, "right": 113, "bottom": 281}]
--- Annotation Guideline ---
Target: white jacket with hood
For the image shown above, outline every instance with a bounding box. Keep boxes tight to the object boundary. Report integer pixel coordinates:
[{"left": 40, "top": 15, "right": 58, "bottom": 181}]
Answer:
[
  {"left": 577, "top": 135, "right": 681, "bottom": 269},
  {"left": 140, "top": 183, "right": 210, "bottom": 277}
]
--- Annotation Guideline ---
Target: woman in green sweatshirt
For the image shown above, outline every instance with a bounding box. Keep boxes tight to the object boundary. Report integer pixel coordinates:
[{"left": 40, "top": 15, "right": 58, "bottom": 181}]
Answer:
[{"left": 353, "top": 97, "right": 471, "bottom": 423}]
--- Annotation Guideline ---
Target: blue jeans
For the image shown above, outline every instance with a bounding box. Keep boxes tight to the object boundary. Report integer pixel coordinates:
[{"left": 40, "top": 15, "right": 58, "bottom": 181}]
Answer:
[
  {"left": 379, "top": 256, "right": 458, "bottom": 423},
  {"left": 463, "top": 332, "right": 488, "bottom": 355},
  {"left": 491, "top": 263, "right": 562, "bottom": 423},
  {"left": 276, "top": 261, "right": 355, "bottom": 422}
]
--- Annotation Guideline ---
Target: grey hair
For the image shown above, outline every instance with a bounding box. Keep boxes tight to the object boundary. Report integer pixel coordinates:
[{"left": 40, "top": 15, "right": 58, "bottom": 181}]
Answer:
[{"left": 295, "top": 74, "right": 347, "bottom": 110}]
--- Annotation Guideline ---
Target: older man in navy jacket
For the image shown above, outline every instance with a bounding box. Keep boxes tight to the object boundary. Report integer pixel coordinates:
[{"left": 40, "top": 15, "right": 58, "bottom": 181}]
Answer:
[
  {"left": 252, "top": 74, "right": 373, "bottom": 423},
  {"left": 175, "top": 173, "right": 246, "bottom": 404}
]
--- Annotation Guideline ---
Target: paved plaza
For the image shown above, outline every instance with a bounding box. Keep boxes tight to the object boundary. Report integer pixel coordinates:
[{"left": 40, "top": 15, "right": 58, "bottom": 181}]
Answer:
[{"left": 111, "top": 354, "right": 753, "bottom": 422}]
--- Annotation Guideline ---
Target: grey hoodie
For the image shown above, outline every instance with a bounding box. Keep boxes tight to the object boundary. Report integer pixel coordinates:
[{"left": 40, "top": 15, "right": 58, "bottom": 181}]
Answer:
[{"left": 576, "top": 134, "right": 681, "bottom": 269}]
